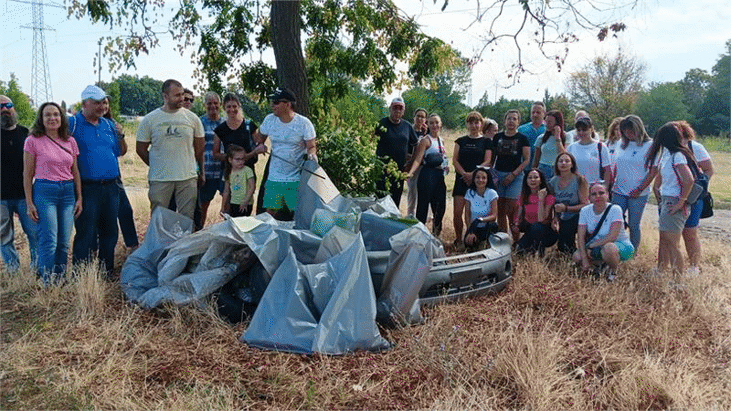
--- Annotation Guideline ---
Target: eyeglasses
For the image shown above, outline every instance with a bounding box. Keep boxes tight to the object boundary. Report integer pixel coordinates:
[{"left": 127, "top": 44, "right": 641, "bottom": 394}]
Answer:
[
  {"left": 0, "top": 102, "right": 14, "bottom": 109},
  {"left": 183, "top": 97, "right": 194, "bottom": 103},
  {"left": 272, "top": 100, "right": 288, "bottom": 105}
]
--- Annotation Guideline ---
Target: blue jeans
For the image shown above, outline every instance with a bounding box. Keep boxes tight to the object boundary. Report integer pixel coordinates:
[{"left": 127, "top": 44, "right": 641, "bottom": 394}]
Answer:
[
  {"left": 612, "top": 193, "right": 648, "bottom": 250},
  {"left": 117, "top": 178, "right": 139, "bottom": 248},
  {"left": 1, "top": 199, "right": 39, "bottom": 271},
  {"left": 33, "top": 180, "right": 75, "bottom": 281},
  {"left": 73, "top": 180, "right": 120, "bottom": 274}
]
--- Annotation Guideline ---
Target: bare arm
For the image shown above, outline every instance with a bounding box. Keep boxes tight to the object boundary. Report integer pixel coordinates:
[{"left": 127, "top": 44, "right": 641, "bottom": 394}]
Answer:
[
  {"left": 485, "top": 198, "right": 498, "bottom": 222},
  {"left": 481, "top": 147, "right": 492, "bottom": 168},
  {"left": 587, "top": 220, "right": 622, "bottom": 249},
  {"left": 23, "top": 152, "right": 38, "bottom": 222},
  {"left": 136, "top": 141, "right": 151, "bottom": 166},
  {"left": 221, "top": 180, "right": 231, "bottom": 213},
  {"left": 306, "top": 138, "right": 317, "bottom": 157},
  {"left": 577, "top": 224, "right": 590, "bottom": 268},
  {"left": 253, "top": 129, "right": 267, "bottom": 145},
  {"left": 698, "top": 159, "right": 714, "bottom": 179},
  {"left": 194, "top": 136, "right": 205, "bottom": 177},
  {"left": 115, "top": 122, "right": 128, "bottom": 156},
  {"left": 630, "top": 166, "right": 658, "bottom": 197},
  {"left": 241, "top": 177, "right": 256, "bottom": 212},
  {"left": 669, "top": 163, "right": 694, "bottom": 214},
  {"left": 452, "top": 143, "right": 466, "bottom": 175},
  {"left": 213, "top": 134, "right": 226, "bottom": 162},
  {"left": 71, "top": 158, "right": 83, "bottom": 218},
  {"left": 532, "top": 145, "right": 541, "bottom": 169},
  {"left": 407, "top": 138, "right": 430, "bottom": 176}
]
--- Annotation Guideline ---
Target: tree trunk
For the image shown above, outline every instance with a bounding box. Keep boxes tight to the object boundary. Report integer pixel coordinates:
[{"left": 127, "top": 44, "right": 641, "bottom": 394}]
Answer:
[{"left": 270, "top": 0, "right": 309, "bottom": 117}]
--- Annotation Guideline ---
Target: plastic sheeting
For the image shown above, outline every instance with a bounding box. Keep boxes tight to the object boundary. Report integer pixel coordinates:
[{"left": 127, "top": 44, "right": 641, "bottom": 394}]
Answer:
[{"left": 119, "top": 160, "right": 441, "bottom": 354}]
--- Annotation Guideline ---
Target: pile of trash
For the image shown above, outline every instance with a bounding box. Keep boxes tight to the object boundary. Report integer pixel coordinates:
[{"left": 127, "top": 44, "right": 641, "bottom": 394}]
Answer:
[{"left": 120, "top": 161, "right": 444, "bottom": 355}]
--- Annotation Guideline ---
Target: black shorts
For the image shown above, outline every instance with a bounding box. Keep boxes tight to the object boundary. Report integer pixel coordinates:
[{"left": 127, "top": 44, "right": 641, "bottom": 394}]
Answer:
[{"left": 453, "top": 175, "right": 469, "bottom": 197}]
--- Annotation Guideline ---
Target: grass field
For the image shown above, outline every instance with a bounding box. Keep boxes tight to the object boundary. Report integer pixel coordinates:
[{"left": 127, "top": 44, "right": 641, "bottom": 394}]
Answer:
[{"left": 1, "top": 124, "right": 730, "bottom": 410}]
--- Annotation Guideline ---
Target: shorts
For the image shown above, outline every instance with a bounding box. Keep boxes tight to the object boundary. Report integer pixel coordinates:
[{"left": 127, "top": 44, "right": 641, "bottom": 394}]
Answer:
[
  {"left": 263, "top": 180, "right": 299, "bottom": 211},
  {"left": 658, "top": 195, "right": 689, "bottom": 233},
  {"left": 452, "top": 175, "right": 469, "bottom": 197},
  {"left": 492, "top": 169, "right": 523, "bottom": 199},
  {"left": 589, "top": 240, "right": 635, "bottom": 261},
  {"left": 684, "top": 197, "right": 703, "bottom": 228},
  {"left": 198, "top": 177, "right": 224, "bottom": 203}
]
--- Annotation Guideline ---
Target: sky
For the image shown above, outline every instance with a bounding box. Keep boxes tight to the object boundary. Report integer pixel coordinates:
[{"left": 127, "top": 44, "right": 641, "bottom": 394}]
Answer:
[{"left": 1, "top": 0, "right": 730, "bottom": 109}]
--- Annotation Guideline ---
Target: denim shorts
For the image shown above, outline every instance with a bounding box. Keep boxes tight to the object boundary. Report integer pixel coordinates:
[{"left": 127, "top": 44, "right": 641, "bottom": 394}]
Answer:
[
  {"left": 684, "top": 197, "right": 703, "bottom": 228},
  {"left": 589, "top": 240, "right": 635, "bottom": 261},
  {"left": 492, "top": 169, "right": 523, "bottom": 199}
]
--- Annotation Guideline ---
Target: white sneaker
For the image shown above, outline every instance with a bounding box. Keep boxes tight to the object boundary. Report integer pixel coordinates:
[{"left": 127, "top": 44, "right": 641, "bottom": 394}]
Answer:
[{"left": 686, "top": 266, "right": 700, "bottom": 278}]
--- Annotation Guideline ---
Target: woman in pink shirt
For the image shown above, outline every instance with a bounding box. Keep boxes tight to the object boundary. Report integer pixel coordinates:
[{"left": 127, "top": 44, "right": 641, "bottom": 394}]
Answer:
[
  {"left": 23, "top": 102, "right": 82, "bottom": 283},
  {"left": 512, "top": 168, "right": 557, "bottom": 256}
]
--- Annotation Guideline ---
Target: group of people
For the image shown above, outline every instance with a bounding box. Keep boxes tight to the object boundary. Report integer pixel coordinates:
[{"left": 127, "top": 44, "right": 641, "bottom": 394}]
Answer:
[
  {"left": 1, "top": 83, "right": 316, "bottom": 284},
  {"left": 374, "top": 99, "right": 714, "bottom": 280},
  {"left": 1, "top": 88, "right": 715, "bottom": 283}
]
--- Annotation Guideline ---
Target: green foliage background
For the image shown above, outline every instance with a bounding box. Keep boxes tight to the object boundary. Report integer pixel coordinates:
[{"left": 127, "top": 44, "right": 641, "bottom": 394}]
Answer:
[{"left": 0, "top": 74, "right": 36, "bottom": 126}]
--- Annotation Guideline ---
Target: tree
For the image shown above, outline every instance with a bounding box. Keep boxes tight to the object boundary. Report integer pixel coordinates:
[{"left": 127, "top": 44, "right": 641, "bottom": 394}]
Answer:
[
  {"left": 0, "top": 74, "right": 35, "bottom": 126},
  {"left": 565, "top": 52, "right": 646, "bottom": 133},
  {"left": 635, "top": 82, "right": 690, "bottom": 136},
  {"left": 678, "top": 68, "right": 711, "bottom": 121},
  {"left": 108, "top": 74, "right": 163, "bottom": 116},
  {"left": 696, "top": 40, "right": 731, "bottom": 136}
]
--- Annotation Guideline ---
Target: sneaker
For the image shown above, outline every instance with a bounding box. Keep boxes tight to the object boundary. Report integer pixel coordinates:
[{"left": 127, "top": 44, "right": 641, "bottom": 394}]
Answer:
[
  {"left": 686, "top": 266, "right": 700, "bottom": 278},
  {"left": 606, "top": 271, "right": 617, "bottom": 282}
]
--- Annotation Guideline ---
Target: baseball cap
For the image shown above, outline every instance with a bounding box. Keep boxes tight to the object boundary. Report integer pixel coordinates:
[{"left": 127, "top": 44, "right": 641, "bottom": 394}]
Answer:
[
  {"left": 270, "top": 87, "right": 297, "bottom": 103},
  {"left": 390, "top": 97, "right": 405, "bottom": 107},
  {"left": 81, "top": 85, "right": 108, "bottom": 101},
  {"left": 575, "top": 116, "right": 593, "bottom": 128}
]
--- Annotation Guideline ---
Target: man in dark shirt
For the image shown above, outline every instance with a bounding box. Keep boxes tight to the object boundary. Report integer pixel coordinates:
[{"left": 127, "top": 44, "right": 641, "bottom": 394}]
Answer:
[
  {"left": 375, "top": 97, "right": 418, "bottom": 208},
  {"left": 1, "top": 95, "right": 38, "bottom": 271}
]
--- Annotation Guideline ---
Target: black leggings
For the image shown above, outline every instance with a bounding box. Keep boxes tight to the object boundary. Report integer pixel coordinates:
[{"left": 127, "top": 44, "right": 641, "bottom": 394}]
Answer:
[
  {"left": 557, "top": 214, "right": 579, "bottom": 254},
  {"left": 416, "top": 167, "right": 446, "bottom": 233},
  {"left": 464, "top": 219, "right": 499, "bottom": 246},
  {"left": 516, "top": 222, "right": 558, "bottom": 256}
]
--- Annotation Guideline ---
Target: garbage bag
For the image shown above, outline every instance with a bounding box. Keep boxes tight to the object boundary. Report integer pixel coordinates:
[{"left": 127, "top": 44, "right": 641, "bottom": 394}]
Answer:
[
  {"left": 294, "top": 160, "right": 358, "bottom": 230},
  {"left": 243, "top": 230, "right": 391, "bottom": 355}
]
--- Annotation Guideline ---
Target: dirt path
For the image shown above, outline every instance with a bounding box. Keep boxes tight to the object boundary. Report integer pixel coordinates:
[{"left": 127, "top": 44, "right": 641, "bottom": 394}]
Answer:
[{"left": 643, "top": 204, "right": 731, "bottom": 243}]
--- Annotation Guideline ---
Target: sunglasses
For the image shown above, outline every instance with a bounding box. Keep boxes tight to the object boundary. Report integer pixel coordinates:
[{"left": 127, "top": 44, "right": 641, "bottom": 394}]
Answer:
[
  {"left": 183, "top": 97, "right": 194, "bottom": 103},
  {"left": 272, "top": 100, "right": 289, "bottom": 105},
  {"left": 0, "top": 102, "right": 14, "bottom": 109}
]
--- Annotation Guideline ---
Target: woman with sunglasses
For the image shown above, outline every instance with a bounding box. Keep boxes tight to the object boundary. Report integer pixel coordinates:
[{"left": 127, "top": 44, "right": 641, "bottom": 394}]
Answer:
[
  {"left": 512, "top": 169, "right": 557, "bottom": 256},
  {"left": 566, "top": 116, "right": 611, "bottom": 185},
  {"left": 549, "top": 152, "right": 589, "bottom": 254},
  {"left": 463, "top": 166, "right": 499, "bottom": 248},
  {"left": 23, "top": 102, "right": 82, "bottom": 284},
  {"left": 574, "top": 180, "right": 634, "bottom": 281}
]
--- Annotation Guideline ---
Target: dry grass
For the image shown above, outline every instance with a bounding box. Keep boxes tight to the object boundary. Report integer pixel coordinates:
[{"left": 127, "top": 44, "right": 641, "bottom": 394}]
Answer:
[{"left": 1, "top": 125, "right": 730, "bottom": 409}]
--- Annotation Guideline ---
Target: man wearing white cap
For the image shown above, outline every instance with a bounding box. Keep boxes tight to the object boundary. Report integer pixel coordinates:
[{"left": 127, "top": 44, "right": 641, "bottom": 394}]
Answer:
[
  {"left": 374, "top": 97, "right": 418, "bottom": 208},
  {"left": 69, "top": 84, "right": 122, "bottom": 276}
]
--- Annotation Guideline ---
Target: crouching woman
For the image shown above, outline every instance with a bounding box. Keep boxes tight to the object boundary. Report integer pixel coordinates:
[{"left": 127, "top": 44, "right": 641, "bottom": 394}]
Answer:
[
  {"left": 464, "top": 166, "right": 499, "bottom": 248},
  {"left": 573, "top": 180, "right": 634, "bottom": 281}
]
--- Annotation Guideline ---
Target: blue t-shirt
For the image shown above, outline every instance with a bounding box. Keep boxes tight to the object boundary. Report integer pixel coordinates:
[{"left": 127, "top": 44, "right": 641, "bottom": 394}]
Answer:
[
  {"left": 518, "top": 122, "right": 546, "bottom": 166},
  {"left": 68, "top": 112, "right": 120, "bottom": 180}
]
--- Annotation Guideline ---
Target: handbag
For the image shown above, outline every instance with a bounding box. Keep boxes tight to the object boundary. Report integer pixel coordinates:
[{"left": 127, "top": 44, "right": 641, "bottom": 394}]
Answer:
[
  {"left": 423, "top": 136, "right": 447, "bottom": 168},
  {"left": 701, "top": 192, "right": 714, "bottom": 219},
  {"left": 671, "top": 154, "right": 705, "bottom": 205}
]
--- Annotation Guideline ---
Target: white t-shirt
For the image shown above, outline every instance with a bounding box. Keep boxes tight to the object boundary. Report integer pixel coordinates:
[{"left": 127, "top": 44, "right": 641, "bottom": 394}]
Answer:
[
  {"left": 465, "top": 188, "right": 499, "bottom": 223},
  {"left": 136, "top": 108, "right": 204, "bottom": 182},
  {"left": 606, "top": 141, "right": 619, "bottom": 168},
  {"left": 579, "top": 203, "right": 629, "bottom": 244},
  {"left": 659, "top": 151, "right": 689, "bottom": 198},
  {"left": 612, "top": 140, "right": 654, "bottom": 196},
  {"left": 567, "top": 140, "right": 610, "bottom": 184},
  {"left": 259, "top": 113, "right": 316, "bottom": 182},
  {"left": 688, "top": 140, "right": 710, "bottom": 162}
]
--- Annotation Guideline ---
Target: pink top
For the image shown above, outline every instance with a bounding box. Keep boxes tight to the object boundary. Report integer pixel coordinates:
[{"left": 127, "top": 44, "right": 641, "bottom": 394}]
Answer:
[
  {"left": 23, "top": 135, "right": 79, "bottom": 181},
  {"left": 522, "top": 193, "right": 555, "bottom": 224}
]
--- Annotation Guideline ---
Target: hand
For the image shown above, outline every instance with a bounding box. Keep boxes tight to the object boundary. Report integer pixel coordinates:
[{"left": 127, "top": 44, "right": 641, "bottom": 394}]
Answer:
[
  {"left": 74, "top": 199, "right": 83, "bottom": 219},
  {"left": 239, "top": 204, "right": 247, "bottom": 213},
  {"left": 27, "top": 203, "right": 39, "bottom": 223},
  {"left": 553, "top": 126, "right": 563, "bottom": 138},
  {"left": 554, "top": 203, "right": 566, "bottom": 213},
  {"left": 538, "top": 188, "right": 547, "bottom": 200},
  {"left": 198, "top": 173, "right": 206, "bottom": 187},
  {"left": 465, "top": 233, "right": 477, "bottom": 246},
  {"left": 581, "top": 259, "right": 592, "bottom": 271},
  {"left": 307, "top": 153, "right": 319, "bottom": 163},
  {"left": 510, "top": 224, "right": 520, "bottom": 235},
  {"left": 669, "top": 199, "right": 687, "bottom": 215},
  {"left": 502, "top": 173, "right": 515, "bottom": 187},
  {"left": 462, "top": 172, "right": 473, "bottom": 185},
  {"left": 252, "top": 144, "right": 267, "bottom": 155}
]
